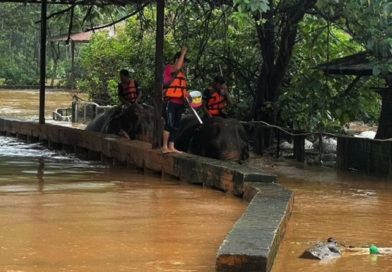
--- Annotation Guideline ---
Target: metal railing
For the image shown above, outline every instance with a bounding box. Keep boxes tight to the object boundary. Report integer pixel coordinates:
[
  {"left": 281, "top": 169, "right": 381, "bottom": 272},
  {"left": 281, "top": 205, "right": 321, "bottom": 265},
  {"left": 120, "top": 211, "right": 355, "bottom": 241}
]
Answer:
[
  {"left": 52, "top": 107, "right": 72, "bottom": 122},
  {"left": 242, "top": 121, "right": 343, "bottom": 166},
  {"left": 52, "top": 101, "right": 114, "bottom": 124},
  {"left": 72, "top": 101, "right": 114, "bottom": 123}
]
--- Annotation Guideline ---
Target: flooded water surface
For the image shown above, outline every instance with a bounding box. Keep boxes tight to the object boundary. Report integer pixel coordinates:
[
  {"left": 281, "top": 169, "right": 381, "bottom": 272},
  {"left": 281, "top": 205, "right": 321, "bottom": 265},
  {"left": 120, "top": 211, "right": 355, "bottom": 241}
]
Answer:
[
  {"left": 4, "top": 89, "right": 392, "bottom": 272},
  {"left": 0, "top": 136, "right": 245, "bottom": 272},
  {"left": 0, "top": 89, "right": 80, "bottom": 120},
  {"left": 260, "top": 162, "right": 392, "bottom": 272}
]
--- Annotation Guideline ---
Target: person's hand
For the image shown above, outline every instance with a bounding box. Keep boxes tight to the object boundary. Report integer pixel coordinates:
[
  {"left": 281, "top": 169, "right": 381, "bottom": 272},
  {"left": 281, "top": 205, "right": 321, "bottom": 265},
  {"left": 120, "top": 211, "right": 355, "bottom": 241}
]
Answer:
[{"left": 181, "top": 46, "right": 188, "bottom": 55}]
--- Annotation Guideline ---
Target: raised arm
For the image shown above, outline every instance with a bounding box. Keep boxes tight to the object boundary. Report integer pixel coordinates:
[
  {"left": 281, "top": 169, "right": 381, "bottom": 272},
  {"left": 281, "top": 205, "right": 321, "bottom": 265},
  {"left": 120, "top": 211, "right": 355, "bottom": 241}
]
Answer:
[{"left": 172, "top": 46, "right": 188, "bottom": 73}]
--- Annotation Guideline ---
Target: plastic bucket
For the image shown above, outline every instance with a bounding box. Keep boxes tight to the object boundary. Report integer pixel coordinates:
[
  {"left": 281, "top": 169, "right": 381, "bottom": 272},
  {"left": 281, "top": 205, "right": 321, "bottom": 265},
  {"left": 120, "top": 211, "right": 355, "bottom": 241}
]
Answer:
[{"left": 189, "top": 90, "right": 203, "bottom": 109}]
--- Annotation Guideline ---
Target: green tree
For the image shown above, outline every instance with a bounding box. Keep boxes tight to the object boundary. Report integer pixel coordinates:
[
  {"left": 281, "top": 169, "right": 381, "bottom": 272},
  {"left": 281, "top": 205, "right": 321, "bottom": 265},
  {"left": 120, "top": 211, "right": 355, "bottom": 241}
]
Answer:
[
  {"left": 318, "top": 0, "right": 391, "bottom": 137},
  {"left": 279, "top": 15, "right": 381, "bottom": 131}
]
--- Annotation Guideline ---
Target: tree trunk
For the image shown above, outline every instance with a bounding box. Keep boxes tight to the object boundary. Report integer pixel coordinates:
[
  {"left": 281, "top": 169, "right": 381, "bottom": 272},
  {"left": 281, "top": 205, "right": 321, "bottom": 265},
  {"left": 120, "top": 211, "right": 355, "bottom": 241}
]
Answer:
[
  {"left": 375, "top": 88, "right": 392, "bottom": 139},
  {"left": 253, "top": 0, "right": 317, "bottom": 148}
]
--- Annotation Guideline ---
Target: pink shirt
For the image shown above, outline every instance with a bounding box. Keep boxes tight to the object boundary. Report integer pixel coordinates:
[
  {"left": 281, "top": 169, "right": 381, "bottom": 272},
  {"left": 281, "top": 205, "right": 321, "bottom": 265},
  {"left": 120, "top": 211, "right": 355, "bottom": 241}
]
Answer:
[{"left": 164, "top": 65, "right": 186, "bottom": 105}]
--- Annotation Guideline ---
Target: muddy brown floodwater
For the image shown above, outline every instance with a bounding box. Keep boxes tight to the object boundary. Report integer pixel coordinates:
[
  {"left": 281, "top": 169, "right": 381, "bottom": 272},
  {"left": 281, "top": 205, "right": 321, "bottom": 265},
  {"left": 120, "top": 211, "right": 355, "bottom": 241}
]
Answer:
[
  {"left": 0, "top": 136, "right": 246, "bottom": 272},
  {"left": 4, "top": 89, "right": 392, "bottom": 271},
  {"left": 252, "top": 160, "right": 392, "bottom": 272},
  {"left": 0, "top": 89, "right": 83, "bottom": 121}
]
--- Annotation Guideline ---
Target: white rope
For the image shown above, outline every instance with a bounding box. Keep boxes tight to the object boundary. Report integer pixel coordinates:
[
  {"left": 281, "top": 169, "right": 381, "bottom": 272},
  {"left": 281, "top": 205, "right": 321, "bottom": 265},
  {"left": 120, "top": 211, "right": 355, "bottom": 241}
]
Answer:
[{"left": 242, "top": 121, "right": 392, "bottom": 142}]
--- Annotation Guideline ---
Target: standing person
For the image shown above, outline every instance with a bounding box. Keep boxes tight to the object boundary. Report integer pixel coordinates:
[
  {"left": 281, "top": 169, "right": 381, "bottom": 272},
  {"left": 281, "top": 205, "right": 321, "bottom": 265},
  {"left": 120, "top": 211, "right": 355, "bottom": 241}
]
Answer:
[
  {"left": 118, "top": 69, "right": 142, "bottom": 106},
  {"left": 161, "top": 47, "right": 190, "bottom": 154},
  {"left": 203, "top": 75, "right": 231, "bottom": 118}
]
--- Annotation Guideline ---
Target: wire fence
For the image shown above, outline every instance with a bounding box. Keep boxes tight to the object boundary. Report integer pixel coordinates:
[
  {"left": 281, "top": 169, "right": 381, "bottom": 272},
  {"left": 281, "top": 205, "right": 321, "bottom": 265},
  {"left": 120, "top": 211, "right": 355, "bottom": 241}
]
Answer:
[
  {"left": 71, "top": 101, "right": 113, "bottom": 123},
  {"left": 50, "top": 98, "right": 388, "bottom": 167},
  {"left": 241, "top": 121, "right": 386, "bottom": 166}
]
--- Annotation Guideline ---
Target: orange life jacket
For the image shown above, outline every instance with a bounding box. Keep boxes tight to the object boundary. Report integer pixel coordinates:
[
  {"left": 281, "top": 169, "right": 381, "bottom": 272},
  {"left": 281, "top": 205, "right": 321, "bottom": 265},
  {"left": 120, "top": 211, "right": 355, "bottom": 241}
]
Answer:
[
  {"left": 207, "top": 88, "right": 227, "bottom": 116},
  {"left": 164, "top": 71, "right": 188, "bottom": 99},
  {"left": 120, "top": 80, "right": 138, "bottom": 104}
]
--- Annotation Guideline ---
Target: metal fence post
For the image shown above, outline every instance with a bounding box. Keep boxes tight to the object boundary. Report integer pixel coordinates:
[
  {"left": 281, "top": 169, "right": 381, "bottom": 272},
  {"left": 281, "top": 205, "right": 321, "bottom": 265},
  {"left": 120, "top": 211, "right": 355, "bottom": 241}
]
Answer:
[
  {"left": 255, "top": 125, "right": 265, "bottom": 155},
  {"left": 318, "top": 133, "right": 323, "bottom": 165},
  {"left": 293, "top": 131, "right": 305, "bottom": 162}
]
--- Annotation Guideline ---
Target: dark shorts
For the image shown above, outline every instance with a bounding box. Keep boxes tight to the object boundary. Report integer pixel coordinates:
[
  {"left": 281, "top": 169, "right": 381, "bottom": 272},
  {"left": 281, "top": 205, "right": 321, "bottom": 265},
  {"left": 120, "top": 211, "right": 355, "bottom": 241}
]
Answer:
[{"left": 163, "top": 101, "right": 185, "bottom": 142}]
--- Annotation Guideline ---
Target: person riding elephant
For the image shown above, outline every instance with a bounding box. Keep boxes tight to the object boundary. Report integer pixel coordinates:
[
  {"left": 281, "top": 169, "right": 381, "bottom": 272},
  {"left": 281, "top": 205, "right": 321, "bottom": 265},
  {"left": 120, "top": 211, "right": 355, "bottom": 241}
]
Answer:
[
  {"left": 203, "top": 76, "right": 232, "bottom": 118},
  {"left": 86, "top": 104, "right": 154, "bottom": 142},
  {"left": 86, "top": 107, "right": 249, "bottom": 162},
  {"left": 118, "top": 69, "right": 142, "bottom": 106}
]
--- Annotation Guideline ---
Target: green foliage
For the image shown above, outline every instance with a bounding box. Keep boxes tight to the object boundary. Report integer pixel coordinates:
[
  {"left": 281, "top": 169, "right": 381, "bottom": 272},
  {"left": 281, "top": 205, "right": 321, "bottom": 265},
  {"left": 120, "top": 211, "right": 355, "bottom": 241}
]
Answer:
[
  {"left": 234, "top": 0, "right": 270, "bottom": 13},
  {"left": 108, "top": 79, "right": 120, "bottom": 105},
  {"left": 0, "top": 1, "right": 387, "bottom": 133},
  {"left": 320, "top": 0, "right": 392, "bottom": 75},
  {"left": 0, "top": 4, "right": 40, "bottom": 86},
  {"left": 79, "top": 15, "right": 157, "bottom": 104},
  {"left": 0, "top": 3, "right": 138, "bottom": 87},
  {"left": 80, "top": 4, "right": 259, "bottom": 114},
  {"left": 279, "top": 15, "right": 381, "bottom": 131}
]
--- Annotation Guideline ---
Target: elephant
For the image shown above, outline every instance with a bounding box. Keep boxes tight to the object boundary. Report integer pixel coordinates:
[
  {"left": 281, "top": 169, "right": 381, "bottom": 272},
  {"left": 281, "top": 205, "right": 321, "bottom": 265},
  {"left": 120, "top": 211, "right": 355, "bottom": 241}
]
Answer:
[
  {"left": 87, "top": 105, "right": 249, "bottom": 162},
  {"left": 175, "top": 116, "right": 249, "bottom": 161},
  {"left": 86, "top": 104, "right": 154, "bottom": 142}
]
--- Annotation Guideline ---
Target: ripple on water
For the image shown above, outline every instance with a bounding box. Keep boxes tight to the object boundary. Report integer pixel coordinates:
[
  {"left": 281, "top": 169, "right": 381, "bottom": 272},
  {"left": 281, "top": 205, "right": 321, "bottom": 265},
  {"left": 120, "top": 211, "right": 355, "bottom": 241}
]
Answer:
[
  {"left": 0, "top": 134, "right": 245, "bottom": 272},
  {"left": 259, "top": 161, "right": 392, "bottom": 272}
]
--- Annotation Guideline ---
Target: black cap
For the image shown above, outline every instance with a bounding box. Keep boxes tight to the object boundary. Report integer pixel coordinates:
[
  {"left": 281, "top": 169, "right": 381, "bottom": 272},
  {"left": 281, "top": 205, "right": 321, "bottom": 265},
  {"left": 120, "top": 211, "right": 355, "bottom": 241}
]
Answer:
[
  {"left": 173, "top": 52, "right": 190, "bottom": 63},
  {"left": 214, "top": 75, "right": 226, "bottom": 85}
]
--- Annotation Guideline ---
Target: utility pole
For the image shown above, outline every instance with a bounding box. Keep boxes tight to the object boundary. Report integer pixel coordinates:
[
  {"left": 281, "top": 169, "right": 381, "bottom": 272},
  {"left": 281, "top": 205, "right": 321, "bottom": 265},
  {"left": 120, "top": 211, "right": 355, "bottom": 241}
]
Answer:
[
  {"left": 152, "top": 0, "right": 165, "bottom": 148},
  {"left": 39, "top": 0, "right": 47, "bottom": 124}
]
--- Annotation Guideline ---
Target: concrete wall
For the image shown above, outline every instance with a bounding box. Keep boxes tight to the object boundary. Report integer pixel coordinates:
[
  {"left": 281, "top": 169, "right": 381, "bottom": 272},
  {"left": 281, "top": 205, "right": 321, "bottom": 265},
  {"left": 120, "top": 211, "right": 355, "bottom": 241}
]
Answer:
[
  {"left": 0, "top": 118, "right": 293, "bottom": 272},
  {"left": 337, "top": 136, "right": 392, "bottom": 178}
]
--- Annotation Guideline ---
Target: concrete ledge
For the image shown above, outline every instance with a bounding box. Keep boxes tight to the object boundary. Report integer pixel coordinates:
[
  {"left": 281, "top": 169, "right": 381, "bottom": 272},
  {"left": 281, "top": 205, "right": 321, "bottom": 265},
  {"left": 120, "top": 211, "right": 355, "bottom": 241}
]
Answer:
[
  {"left": 0, "top": 118, "right": 292, "bottom": 272},
  {"left": 216, "top": 183, "right": 293, "bottom": 272}
]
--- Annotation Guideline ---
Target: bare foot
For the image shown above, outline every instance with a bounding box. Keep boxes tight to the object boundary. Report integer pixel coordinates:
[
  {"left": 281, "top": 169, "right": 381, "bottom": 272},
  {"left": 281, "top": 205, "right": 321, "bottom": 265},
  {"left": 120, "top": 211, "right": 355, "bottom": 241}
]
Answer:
[
  {"left": 170, "top": 148, "right": 183, "bottom": 154},
  {"left": 161, "top": 148, "right": 173, "bottom": 154}
]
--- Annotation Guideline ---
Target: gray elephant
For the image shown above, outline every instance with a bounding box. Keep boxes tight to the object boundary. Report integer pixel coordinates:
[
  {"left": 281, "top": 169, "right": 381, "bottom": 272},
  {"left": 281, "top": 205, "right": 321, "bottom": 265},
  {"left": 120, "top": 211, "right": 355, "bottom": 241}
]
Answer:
[
  {"left": 87, "top": 106, "right": 249, "bottom": 162},
  {"left": 175, "top": 116, "right": 249, "bottom": 161},
  {"left": 86, "top": 104, "right": 154, "bottom": 142}
]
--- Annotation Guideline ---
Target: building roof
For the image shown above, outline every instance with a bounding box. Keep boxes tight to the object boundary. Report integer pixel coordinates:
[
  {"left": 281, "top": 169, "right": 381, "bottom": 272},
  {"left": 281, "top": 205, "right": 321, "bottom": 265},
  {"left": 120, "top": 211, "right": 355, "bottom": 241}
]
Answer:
[{"left": 318, "top": 51, "right": 391, "bottom": 76}]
